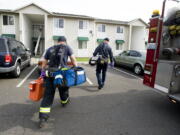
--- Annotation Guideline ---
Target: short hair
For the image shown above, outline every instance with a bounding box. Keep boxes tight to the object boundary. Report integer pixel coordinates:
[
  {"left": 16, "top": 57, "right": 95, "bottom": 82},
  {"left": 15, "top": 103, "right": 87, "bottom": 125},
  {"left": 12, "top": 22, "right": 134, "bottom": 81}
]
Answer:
[
  {"left": 58, "top": 36, "right": 66, "bottom": 42},
  {"left": 104, "top": 38, "right": 110, "bottom": 42}
]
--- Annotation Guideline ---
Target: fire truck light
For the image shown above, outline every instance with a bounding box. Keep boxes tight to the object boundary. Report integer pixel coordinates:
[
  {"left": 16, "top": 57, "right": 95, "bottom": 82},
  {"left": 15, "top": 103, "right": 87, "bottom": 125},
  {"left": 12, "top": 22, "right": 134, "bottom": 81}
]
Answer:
[
  {"left": 152, "top": 10, "right": 160, "bottom": 16},
  {"left": 175, "top": 65, "right": 180, "bottom": 77},
  {"left": 150, "top": 38, "right": 154, "bottom": 42},
  {"left": 170, "top": 81, "right": 175, "bottom": 87}
]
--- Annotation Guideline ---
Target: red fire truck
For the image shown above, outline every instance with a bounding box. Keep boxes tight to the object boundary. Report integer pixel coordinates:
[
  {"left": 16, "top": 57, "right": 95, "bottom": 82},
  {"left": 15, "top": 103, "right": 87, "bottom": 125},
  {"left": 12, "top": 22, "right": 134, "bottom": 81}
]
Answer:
[{"left": 143, "top": 0, "right": 180, "bottom": 103}]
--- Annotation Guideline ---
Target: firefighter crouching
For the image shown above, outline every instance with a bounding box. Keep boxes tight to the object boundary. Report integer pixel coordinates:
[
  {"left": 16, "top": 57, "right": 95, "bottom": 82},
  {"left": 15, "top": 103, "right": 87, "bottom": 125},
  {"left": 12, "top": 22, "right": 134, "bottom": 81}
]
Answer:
[{"left": 39, "top": 36, "right": 77, "bottom": 127}]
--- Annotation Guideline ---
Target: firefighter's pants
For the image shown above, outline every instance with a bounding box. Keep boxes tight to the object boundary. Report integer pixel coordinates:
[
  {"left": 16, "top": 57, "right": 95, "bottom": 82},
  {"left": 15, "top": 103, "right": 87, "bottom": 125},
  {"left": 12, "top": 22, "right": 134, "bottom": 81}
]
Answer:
[
  {"left": 96, "top": 63, "right": 108, "bottom": 86},
  {"left": 39, "top": 77, "right": 69, "bottom": 120}
]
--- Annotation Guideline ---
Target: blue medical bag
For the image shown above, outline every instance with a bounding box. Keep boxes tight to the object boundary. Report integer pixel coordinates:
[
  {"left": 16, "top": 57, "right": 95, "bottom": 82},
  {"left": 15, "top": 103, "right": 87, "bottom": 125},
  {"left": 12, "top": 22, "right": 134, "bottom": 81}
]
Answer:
[{"left": 53, "top": 67, "right": 86, "bottom": 87}]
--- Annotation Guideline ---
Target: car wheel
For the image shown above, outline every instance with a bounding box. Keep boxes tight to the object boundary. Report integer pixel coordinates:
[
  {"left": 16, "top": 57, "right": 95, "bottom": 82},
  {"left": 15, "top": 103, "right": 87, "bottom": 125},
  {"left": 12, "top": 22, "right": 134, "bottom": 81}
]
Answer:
[
  {"left": 27, "top": 60, "right": 31, "bottom": 67},
  {"left": 114, "top": 60, "right": 117, "bottom": 67},
  {"left": 12, "top": 62, "right": 21, "bottom": 78},
  {"left": 134, "top": 64, "right": 143, "bottom": 75}
]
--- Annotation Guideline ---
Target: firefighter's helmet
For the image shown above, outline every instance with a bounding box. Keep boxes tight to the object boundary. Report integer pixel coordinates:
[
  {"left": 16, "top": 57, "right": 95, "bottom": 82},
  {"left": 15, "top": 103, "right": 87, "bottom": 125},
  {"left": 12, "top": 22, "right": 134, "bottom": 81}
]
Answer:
[{"left": 152, "top": 10, "right": 160, "bottom": 16}]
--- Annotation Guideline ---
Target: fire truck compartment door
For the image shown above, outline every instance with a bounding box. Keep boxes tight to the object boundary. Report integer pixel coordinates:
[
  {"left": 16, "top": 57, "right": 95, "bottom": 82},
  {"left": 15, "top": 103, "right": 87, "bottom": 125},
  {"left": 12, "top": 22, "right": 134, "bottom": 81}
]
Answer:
[{"left": 155, "top": 61, "right": 174, "bottom": 93}]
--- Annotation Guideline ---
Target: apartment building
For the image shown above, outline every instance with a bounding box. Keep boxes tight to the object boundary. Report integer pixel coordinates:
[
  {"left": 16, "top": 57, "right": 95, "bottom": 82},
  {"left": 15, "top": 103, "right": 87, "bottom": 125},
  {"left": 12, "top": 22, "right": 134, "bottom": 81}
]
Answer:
[{"left": 0, "top": 3, "right": 148, "bottom": 57}]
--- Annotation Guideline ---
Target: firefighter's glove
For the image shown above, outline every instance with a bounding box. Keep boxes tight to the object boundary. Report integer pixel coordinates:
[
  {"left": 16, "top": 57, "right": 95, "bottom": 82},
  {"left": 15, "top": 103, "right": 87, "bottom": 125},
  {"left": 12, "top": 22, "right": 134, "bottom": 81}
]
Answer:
[
  {"left": 40, "top": 70, "right": 46, "bottom": 78},
  {"left": 110, "top": 62, "right": 114, "bottom": 68}
]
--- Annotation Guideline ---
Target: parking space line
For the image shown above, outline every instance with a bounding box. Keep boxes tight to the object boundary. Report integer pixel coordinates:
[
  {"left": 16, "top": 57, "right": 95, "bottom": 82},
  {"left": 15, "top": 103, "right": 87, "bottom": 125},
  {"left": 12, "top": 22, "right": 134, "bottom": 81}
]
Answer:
[
  {"left": 16, "top": 65, "right": 38, "bottom": 88},
  {"left": 87, "top": 77, "right": 93, "bottom": 85},
  {"left": 113, "top": 67, "right": 143, "bottom": 81}
]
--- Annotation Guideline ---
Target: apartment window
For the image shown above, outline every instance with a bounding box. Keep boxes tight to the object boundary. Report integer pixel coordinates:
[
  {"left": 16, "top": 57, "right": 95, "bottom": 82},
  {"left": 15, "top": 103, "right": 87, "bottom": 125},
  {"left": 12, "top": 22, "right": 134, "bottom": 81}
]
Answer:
[
  {"left": 78, "top": 41, "right": 87, "bottom": 49},
  {"left": 117, "top": 26, "right": 123, "bottom": 33},
  {"left": 54, "top": 18, "right": 64, "bottom": 28},
  {"left": 79, "top": 20, "right": 87, "bottom": 29},
  {"left": 3, "top": 15, "right": 14, "bottom": 25},
  {"left": 98, "top": 24, "right": 105, "bottom": 32},
  {"left": 116, "top": 44, "right": 123, "bottom": 50}
]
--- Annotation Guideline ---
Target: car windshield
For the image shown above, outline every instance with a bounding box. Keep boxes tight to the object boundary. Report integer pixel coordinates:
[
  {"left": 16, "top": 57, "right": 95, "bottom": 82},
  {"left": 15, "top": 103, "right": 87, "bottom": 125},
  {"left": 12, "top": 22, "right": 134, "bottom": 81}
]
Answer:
[
  {"left": 140, "top": 51, "right": 147, "bottom": 58},
  {"left": 120, "top": 51, "right": 129, "bottom": 55},
  {"left": 0, "top": 38, "right": 7, "bottom": 52}
]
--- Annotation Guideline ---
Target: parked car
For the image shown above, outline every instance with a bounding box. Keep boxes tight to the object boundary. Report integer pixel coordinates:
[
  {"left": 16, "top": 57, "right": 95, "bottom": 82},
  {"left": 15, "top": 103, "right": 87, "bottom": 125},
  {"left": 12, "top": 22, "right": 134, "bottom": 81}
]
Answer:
[
  {"left": 0, "top": 37, "right": 31, "bottom": 77},
  {"left": 114, "top": 50, "right": 146, "bottom": 75}
]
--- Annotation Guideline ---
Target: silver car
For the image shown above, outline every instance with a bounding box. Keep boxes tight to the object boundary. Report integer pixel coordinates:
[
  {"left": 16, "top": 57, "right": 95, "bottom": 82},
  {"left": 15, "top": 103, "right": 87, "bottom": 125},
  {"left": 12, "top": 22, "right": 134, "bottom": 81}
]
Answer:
[{"left": 114, "top": 50, "right": 147, "bottom": 75}]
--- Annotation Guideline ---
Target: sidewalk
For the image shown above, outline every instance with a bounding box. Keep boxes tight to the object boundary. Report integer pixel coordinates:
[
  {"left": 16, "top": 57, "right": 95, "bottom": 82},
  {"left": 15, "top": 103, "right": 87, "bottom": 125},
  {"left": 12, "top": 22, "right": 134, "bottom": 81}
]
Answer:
[{"left": 31, "top": 57, "right": 89, "bottom": 65}]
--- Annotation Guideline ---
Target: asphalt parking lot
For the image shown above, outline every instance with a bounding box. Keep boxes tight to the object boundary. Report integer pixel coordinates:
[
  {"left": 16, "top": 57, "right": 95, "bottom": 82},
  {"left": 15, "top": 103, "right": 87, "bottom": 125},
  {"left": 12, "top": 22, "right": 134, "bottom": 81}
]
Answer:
[{"left": 0, "top": 64, "right": 180, "bottom": 135}]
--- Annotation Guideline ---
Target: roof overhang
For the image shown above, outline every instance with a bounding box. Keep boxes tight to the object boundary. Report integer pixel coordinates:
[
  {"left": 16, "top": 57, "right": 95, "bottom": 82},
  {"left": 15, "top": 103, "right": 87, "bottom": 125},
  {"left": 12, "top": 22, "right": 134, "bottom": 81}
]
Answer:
[
  {"left": 52, "top": 12, "right": 94, "bottom": 20},
  {"left": 129, "top": 18, "right": 149, "bottom": 27},
  {"left": 95, "top": 19, "right": 128, "bottom": 25},
  {"left": 13, "top": 3, "right": 52, "bottom": 15}
]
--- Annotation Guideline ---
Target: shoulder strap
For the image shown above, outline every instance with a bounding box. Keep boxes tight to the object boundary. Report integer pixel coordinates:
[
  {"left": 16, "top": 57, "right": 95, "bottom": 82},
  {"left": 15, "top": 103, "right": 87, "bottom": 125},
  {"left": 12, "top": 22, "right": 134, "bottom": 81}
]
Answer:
[
  {"left": 102, "top": 44, "right": 107, "bottom": 58},
  {"left": 56, "top": 45, "right": 66, "bottom": 68}
]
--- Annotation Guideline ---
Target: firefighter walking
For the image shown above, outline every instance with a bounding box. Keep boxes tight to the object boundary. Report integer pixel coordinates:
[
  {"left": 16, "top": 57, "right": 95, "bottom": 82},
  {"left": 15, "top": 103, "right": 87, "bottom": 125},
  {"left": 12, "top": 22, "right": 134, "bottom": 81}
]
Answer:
[
  {"left": 93, "top": 38, "right": 114, "bottom": 89},
  {"left": 39, "top": 36, "right": 77, "bottom": 128}
]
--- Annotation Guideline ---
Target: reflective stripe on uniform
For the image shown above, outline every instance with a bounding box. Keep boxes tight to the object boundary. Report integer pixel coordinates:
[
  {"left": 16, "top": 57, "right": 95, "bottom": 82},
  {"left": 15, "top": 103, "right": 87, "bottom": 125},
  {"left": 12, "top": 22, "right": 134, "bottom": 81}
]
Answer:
[
  {"left": 45, "top": 70, "right": 49, "bottom": 77},
  {"left": 61, "top": 98, "right": 69, "bottom": 104},
  {"left": 40, "top": 107, "right": 51, "bottom": 113},
  {"left": 55, "top": 74, "right": 63, "bottom": 79},
  {"left": 61, "top": 68, "right": 69, "bottom": 71}
]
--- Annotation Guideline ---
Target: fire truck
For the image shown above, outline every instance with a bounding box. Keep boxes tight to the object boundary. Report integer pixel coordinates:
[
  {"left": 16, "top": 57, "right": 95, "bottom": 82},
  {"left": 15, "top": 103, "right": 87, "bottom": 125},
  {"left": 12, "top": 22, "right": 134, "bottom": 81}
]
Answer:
[{"left": 143, "top": 0, "right": 180, "bottom": 103}]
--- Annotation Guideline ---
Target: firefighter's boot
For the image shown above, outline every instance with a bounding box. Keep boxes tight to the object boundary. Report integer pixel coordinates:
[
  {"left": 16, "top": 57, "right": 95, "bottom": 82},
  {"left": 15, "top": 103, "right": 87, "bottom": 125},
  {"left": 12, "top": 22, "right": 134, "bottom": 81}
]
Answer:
[
  {"left": 39, "top": 118, "right": 48, "bottom": 128},
  {"left": 61, "top": 98, "right": 70, "bottom": 107}
]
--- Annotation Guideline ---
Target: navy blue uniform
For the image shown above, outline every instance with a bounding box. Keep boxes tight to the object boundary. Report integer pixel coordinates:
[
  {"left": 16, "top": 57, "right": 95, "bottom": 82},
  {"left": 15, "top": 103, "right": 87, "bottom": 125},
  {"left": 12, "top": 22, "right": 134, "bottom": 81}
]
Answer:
[
  {"left": 44, "top": 44, "right": 73, "bottom": 68},
  {"left": 39, "top": 44, "right": 73, "bottom": 120},
  {"left": 93, "top": 43, "right": 113, "bottom": 88}
]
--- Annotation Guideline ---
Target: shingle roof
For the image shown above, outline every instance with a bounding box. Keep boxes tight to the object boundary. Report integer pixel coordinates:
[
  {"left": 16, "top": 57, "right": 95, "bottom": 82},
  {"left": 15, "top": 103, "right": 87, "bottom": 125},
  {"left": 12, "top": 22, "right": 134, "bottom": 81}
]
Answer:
[
  {"left": 0, "top": 9, "right": 14, "bottom": 13},
  {"left": 95, "top": 18, "right": 129, "bottom": 25},
  {"left": 52, "top": 12, "right": 94, "bottom": 19}
]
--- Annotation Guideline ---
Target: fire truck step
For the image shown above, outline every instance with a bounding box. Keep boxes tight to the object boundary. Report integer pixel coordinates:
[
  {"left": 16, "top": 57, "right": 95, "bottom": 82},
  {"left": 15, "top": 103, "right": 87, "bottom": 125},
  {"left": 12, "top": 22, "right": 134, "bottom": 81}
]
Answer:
[{"left": 169, "top": 94, "right": 180, "bottom": 103}]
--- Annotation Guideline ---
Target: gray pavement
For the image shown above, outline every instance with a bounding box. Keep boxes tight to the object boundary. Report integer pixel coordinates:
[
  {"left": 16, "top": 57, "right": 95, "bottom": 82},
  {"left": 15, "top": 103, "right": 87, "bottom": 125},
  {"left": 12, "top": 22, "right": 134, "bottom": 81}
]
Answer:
[{"left": 0, "top": 64, "right": 180, "bottom": 135}]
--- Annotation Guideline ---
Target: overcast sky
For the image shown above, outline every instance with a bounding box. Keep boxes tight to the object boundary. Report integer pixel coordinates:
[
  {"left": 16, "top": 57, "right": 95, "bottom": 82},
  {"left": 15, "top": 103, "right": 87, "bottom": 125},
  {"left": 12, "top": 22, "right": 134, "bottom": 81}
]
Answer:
[{"left": 0, "top": 0, "right": 179, "bottom": 22}]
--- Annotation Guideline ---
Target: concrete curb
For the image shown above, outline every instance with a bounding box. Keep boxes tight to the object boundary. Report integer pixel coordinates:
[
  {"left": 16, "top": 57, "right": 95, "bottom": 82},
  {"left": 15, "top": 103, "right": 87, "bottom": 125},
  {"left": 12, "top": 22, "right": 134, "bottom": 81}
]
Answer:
[{"left": 31, "top": 58, "right": 89, "bottom": 65}]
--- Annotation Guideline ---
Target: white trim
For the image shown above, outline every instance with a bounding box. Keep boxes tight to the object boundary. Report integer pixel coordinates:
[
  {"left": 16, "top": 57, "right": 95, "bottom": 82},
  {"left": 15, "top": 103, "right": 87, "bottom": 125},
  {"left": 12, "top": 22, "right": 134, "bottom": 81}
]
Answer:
[
  {"left": 154, "top": 84, "right": 169, "bottom": 93},
  {"left": 87, "top": 77, "right": 93, "bottom": 85},
  {"left": 13, "top": 3, "right": 52, "bottom": 15},
  {"left": 77, "top": 71, "right": 85, "bottom": 75},
  {"left": 144, "top": 70, "right": 151, "bottom": 75},
  {"left": 55, "top": 74, "right": 63, "bottom": 79},
  {"left": 113, "top": 67, "right": 142, "bottom": 80},
  {"left": 16, "top": 65, "right": 38, "bottom": 88}
]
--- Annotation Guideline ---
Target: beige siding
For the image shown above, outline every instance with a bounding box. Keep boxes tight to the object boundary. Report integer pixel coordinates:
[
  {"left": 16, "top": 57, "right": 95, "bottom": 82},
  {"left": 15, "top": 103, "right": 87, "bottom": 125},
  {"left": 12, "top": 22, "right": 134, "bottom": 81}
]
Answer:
[
  {"left": 22, "top": 15, "right": 32, "bottom": 49},
  {"left": 45, "top": 16, "right": 53, "bottom": 49},
  {"left": 95, "top": 23, "right": 129, "bottom": 55},
  {"left": 15, "top": 14, "right": 20, "bottom": 40},
  {"left": 0, "top": 14, "right": 2, "bottom": 35},
  {"left": 50, "top": 18, "right": 96, "bottom": 57},
  {"left": 123, "top": 26, "right": 130, "bottom": 50}
]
